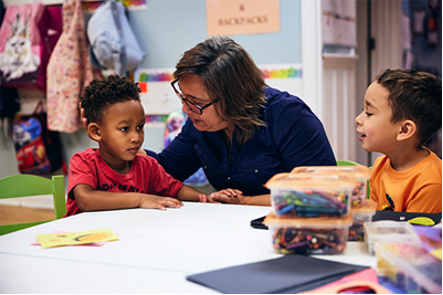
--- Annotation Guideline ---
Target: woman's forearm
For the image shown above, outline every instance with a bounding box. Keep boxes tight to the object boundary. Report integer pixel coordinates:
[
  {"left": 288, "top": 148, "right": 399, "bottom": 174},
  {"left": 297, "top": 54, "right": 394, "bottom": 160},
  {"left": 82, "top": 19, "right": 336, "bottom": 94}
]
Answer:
[{"left": 243, "top": 194, "right": 272, "bottom": 206}]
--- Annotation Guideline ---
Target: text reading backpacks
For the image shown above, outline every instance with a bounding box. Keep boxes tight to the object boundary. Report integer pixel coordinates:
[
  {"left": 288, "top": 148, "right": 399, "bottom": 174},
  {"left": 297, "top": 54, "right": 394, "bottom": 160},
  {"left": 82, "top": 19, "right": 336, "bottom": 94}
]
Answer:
[{"left": 87, "top": 0, "right": 144, "bottom": 78}]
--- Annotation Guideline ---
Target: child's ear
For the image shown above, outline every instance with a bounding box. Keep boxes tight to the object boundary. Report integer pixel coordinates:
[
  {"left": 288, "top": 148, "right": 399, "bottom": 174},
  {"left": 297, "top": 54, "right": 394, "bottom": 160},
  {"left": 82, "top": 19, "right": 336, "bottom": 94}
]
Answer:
[
  {"left": 87, "top": 123, "right": 102, "bottom": 142},
  {"left": 397, "top": 119, "right": 416, "bottom": 141}
]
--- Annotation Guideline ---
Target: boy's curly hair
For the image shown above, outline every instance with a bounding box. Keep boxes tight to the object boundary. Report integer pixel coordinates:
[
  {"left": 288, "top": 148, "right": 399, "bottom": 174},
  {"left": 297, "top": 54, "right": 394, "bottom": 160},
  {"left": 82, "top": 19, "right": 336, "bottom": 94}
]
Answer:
[
  {"left": 81, "top": 75, "right": 141, "bottom": 124},
  {"left": 376, "top": 69, "right": 442, "bottom": 145}
]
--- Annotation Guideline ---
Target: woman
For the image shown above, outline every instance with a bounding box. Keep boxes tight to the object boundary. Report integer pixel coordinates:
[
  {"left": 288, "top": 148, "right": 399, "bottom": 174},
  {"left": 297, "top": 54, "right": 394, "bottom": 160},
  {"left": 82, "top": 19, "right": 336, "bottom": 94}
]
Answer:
[{"left": 143, "top": 36, "right": 336, "bottom": 206}]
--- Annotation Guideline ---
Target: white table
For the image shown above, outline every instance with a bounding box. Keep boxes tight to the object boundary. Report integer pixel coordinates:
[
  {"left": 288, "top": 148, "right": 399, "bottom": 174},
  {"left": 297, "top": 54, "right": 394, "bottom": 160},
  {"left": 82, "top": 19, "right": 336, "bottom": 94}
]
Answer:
[{"left": 0, "top": 202, "right": 376, "bottom": 293}]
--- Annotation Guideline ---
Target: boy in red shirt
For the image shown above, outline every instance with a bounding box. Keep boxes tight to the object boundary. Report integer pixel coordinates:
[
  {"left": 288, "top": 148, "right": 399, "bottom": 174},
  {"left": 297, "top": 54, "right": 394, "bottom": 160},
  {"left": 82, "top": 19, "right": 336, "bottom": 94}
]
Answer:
[
  {"left": 356, "top": 69, "right": 441, "bottom": 213},
  {"left": 66, "top": 75, "right": 209, "bottom": 216}
]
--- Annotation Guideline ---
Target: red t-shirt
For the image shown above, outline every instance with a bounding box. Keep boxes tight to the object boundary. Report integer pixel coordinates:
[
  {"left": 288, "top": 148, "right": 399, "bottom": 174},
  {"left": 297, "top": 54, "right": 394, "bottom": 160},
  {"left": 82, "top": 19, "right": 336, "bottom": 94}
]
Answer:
[{"left": 65, "top": 148, "right": 183, "bottom": 216}]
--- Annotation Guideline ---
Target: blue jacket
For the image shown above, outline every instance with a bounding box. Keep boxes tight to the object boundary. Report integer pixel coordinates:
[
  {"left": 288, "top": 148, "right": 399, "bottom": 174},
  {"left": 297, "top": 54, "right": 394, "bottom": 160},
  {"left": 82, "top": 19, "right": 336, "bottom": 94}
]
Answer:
[{"left": 146, "top": 86, "right": 336, "bottom": 195}]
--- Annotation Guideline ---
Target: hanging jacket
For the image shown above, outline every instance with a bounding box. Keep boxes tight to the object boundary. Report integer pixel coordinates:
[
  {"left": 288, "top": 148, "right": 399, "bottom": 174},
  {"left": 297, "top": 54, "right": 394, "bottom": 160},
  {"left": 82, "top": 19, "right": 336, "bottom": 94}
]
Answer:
[{"left": 47, "top": 0, "right": 99, "bottom": 133}]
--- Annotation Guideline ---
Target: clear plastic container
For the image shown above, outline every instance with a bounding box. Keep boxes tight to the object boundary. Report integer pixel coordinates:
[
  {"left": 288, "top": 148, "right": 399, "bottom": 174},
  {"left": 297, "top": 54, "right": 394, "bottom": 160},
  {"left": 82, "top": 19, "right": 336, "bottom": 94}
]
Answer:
[
  {"left": 375, "top": 241, "right": 442, "bottom": 294},
  {"left": 291, "top": 166, "right": 371, "bottom": 206},
  {"left": 348, "top": 199, "right": 377, "bottom": 241},
  {"left": 363, "top": 221, "right": 420, "bottom": 255},
  {"left": 263, "top": 212, "right": 353, "bottom": 255},
  {"left": 265, "top": 173, "right": 355, "bottom": 218}
]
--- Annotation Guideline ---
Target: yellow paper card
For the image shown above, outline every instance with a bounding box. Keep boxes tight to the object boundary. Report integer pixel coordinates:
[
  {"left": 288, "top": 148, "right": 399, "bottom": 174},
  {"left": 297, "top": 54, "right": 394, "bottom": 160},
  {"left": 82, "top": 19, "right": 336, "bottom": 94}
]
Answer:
[
  {"left": 37, "top": 228, "right": 119, "bottom": 249},
  {"left": 431, "top": 248, "right": 442, "bottom": 260}
]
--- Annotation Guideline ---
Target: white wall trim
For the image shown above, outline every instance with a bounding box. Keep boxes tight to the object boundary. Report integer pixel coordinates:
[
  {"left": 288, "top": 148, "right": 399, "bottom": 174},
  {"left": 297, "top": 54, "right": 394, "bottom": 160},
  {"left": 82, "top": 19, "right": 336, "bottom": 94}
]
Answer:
[
  {"left": 323, "top": 55, "right": 358, "bottom": 161},
  {"left": 301, "top": 0, "right": 323, "bottom": 120}
]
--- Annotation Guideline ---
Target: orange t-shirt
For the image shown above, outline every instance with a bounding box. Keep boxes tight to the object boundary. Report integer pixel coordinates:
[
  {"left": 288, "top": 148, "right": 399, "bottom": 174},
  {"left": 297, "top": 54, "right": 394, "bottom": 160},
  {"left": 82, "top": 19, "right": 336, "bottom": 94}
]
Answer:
[{"left": 369, "top": 149, "right": 442, "bottom": 213}]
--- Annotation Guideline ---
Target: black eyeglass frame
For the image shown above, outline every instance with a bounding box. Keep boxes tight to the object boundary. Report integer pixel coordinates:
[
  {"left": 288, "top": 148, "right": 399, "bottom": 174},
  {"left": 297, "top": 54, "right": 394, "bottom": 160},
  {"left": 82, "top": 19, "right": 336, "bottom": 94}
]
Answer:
[{"left": 170, "top": 79, "right": 219, "bottom": 115}]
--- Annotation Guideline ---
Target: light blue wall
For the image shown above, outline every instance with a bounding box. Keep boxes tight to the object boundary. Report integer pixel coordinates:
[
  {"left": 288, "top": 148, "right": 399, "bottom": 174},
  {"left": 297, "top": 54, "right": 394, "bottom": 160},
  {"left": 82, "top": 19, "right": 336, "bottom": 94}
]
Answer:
[{"left": 129, "top": 0, "right": 301, "bottom": 68}]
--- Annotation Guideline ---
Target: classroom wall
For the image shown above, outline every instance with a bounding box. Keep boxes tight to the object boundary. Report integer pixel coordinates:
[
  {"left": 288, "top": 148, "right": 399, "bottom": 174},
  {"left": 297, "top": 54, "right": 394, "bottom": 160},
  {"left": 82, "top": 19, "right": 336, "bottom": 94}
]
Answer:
[
  {"left": 408, "top": 0, "right": 442, "bottom": 78},
  {"left": 131, "top": 0, "right": 301, "bottom": 69},
  {"left": 0, "top": 0, "right": 303, "bottom": 184}
]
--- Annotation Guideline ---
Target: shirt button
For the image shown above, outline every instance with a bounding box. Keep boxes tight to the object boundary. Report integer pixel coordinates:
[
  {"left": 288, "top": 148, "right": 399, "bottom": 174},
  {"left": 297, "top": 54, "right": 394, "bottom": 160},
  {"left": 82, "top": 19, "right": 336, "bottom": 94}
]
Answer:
[
  {"left": 255, "top": 169, "right": 259, "bottom": 173},
  {"left": 204, "top": 166, "right": 207, "bottom": 169},
  {"left": 227, "top": 177, "right": 231, "bottom": 180}
]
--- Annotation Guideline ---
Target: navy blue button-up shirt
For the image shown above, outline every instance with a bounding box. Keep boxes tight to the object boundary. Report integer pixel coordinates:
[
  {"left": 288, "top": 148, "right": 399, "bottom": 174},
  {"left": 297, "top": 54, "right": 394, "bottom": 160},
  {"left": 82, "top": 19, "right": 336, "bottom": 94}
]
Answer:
[{"left": 146, "top": 87, "right": 336, "bottom": 196}]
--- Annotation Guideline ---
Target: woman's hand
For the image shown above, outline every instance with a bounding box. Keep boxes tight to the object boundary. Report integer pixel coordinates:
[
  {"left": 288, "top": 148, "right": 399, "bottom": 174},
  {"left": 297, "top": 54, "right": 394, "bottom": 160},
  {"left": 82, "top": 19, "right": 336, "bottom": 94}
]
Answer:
[
  {"left": 198, "top": 194, "right": 221, "bottom": 203},
  {"left": 207, "top": 189, "right": 244, "bottom": 204},
  {"left": 137, "top": 148, "right": 147, "bottom": 156},
  {"left": 79, "top": 102, "right": 88, "bottom": 129}
]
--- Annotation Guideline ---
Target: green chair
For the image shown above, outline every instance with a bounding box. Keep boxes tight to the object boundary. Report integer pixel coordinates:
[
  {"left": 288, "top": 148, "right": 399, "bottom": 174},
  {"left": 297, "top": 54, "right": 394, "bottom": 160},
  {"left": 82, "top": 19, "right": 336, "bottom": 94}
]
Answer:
[
  {"left": 0, "top": 174, "right": 66, "bottom": 235},
  {"left": 336, "top": 160, "right": 372, "bottom": 199},
  {"left": 336, "top": 160, "right": 362, "bottom": 166}
]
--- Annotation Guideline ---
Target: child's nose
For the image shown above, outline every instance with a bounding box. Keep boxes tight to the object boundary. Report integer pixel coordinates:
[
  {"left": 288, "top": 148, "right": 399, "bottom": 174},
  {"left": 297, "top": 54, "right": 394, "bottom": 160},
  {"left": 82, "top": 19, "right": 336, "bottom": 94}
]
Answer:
[
  {"left": 355, "top": 112, "right": 363, "bottom": 125},
  {"left": 131, "top": 132, "right": 141, "bottom": 143}
]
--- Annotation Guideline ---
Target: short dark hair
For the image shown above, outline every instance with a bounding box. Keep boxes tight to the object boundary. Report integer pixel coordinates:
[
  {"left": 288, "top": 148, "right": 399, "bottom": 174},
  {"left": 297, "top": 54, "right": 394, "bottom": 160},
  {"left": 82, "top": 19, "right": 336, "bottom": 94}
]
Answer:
[
  {"left": 376, "top": 68, "right": 442, "bottom": 145},
  {"left": 81, "top": 75, "right": 141, "bottom": 124},
  {"left": 173, "top": 36, "right": 266, "bottom": 144}
]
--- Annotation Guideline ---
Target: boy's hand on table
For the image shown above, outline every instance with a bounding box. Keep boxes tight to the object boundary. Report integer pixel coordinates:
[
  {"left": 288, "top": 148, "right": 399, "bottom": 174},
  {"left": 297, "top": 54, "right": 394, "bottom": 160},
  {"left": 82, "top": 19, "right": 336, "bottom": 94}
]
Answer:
[
  {"left": 207, "top": 189, "right": 244, "bottom": 204},
  {"left": 139, "top": 195, "right": 183, "bottom": 211}
]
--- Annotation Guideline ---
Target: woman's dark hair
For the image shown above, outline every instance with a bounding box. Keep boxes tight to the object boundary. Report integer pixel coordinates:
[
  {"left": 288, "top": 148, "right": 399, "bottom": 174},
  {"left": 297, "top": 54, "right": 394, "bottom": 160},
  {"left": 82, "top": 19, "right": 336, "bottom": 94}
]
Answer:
[
  {"left": 81, "top": 75, "right": 141, "bottom": 124},
  {"left": 376, "top": 68, "right": 442, "bottom": 145},
  {"left": 173, "top": 36, "right": 266, "bottom": 144}
]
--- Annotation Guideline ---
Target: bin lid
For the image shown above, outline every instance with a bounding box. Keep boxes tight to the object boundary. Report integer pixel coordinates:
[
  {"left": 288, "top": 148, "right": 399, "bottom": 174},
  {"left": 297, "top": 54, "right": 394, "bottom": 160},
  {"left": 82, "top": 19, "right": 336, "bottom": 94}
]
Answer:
[
  {"left": 265, "top": 172, "right": 356, "bottom": 189},
  {"left": 263, "top": 211, "right": 353, "bottom": 228}
]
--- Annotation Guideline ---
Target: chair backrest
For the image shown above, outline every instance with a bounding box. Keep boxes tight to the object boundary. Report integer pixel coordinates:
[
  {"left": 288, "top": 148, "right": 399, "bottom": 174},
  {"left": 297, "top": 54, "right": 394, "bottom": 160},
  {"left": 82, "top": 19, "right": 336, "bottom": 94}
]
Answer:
[
  {"left": 336, "top": 160, "right": 362, "bottom": 166},
  {"left": 0, "top": 174, "right": 66, "bottom": 235},
  {"left": 336, "top": 160, "right": 372, "bottom": 200}
]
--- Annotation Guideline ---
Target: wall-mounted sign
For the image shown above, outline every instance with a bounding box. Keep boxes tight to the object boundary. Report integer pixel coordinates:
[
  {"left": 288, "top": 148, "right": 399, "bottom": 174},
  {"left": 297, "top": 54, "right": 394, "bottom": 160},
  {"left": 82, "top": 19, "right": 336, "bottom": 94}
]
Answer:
[{"left": 206, "top": 0, "right": 280, "bottom": 36}]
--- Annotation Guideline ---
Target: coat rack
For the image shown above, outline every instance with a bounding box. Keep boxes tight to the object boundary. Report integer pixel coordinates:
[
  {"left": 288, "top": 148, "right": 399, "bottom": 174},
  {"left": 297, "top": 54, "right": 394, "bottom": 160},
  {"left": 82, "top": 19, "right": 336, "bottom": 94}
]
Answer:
[{"left": 3, "top": 0, "right": 96, "bottom": 7}]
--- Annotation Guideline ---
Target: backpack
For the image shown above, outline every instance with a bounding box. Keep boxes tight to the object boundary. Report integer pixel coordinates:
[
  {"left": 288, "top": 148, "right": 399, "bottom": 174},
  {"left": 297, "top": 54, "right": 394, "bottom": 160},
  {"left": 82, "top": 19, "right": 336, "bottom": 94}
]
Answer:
[
  {"left": 12, "top": 101, "right": 64, "bottom": 175},
  {"left": 0, "top": 3, "right": 62, "bottom": 92},
  {"left": 87, "top": 0, "right": 144, "bottom": 78}
]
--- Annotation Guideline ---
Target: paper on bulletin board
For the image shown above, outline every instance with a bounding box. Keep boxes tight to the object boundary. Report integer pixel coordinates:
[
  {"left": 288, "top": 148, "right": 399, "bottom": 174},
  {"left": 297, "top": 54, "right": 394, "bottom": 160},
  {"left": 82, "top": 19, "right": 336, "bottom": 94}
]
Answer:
[
  {"left": 137, "top": 68, "right": 181, "bottom": 115},
  {"left": 322, "top": 0, "right": 356, "bottom": 47},
  {"left": 206, "top": 0, "right": 280, "bottom": 36}
]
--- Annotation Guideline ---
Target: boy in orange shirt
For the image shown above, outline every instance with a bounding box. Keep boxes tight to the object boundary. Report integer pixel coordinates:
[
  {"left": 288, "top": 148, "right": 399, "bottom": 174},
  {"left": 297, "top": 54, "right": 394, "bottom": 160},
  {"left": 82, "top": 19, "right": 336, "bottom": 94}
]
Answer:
[{"left": 356, "top": 69, "right": 441, "bottom": 213}]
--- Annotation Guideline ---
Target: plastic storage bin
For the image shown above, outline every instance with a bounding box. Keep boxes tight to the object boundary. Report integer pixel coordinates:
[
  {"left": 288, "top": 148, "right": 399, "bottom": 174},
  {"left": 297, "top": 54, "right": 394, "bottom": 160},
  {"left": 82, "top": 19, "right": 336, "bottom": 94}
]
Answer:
[
  {"left": 263, "top": 212, "right": 353, "bottom": 255},
  {"left": 363, "top": 221, "right": 420, "bottom": 255},
  {"left": 348, "top": 199, "right": 377, "bottom": 241},
  {"left": 265, "top": 173, "right": 355, "bottom": 218},
  {"left": 375, "top": 241, "right": 442, "bottom": 294},
  {"left": 291, "top": 166, "right": 371, "bottom": 206}
]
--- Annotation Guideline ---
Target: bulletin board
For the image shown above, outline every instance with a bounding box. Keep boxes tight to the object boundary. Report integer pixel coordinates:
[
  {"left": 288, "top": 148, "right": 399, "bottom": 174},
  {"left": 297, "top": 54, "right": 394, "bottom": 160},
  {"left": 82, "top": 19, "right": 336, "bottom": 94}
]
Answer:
[{"left": 137, "top": 64, "right": 302, "bottom": 115}]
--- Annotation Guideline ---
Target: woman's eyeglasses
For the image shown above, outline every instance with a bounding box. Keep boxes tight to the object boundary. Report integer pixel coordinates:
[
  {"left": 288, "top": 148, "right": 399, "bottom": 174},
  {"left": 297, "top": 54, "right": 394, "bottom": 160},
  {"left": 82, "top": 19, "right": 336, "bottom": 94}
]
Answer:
[{"left": 170, "top": 79, "right": 219, "bottom": 115}]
